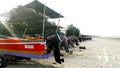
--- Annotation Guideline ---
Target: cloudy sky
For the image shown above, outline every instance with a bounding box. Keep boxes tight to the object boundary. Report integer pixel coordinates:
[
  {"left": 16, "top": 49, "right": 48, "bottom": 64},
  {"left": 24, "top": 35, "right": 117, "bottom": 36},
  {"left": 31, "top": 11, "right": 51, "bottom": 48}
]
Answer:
[{"left": 0, "top": 0, "right": 120, "bottom": 37}]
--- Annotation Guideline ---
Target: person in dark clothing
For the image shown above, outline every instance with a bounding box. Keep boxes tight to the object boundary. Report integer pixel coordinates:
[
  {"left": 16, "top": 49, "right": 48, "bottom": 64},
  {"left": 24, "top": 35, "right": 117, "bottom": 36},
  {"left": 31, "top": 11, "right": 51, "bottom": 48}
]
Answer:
[
  {"left": 46, "top": 33, "right": 64, "bottom": 64},
  {"left": 67, "top": 36, "right": 74, "bottom": 47},
  {"left": 75, "top": 36, "right": 79, "bottom": 46},
  {"left": 61, "top": 36, "right": 69, "bottom": 53}
]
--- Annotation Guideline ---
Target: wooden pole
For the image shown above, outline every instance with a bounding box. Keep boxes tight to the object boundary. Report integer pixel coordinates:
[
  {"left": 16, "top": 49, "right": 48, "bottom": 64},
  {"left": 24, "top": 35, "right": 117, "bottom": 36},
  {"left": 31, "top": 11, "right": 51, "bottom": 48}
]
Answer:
[
  {"left": 42, "top": 4, "right": 46, "bottom": 41},
  {"left": 23, "top": 28, "right": 27, "bottom": 38},
  {"left": 56, "top": 13, "right": 61, "bottom": 33}
]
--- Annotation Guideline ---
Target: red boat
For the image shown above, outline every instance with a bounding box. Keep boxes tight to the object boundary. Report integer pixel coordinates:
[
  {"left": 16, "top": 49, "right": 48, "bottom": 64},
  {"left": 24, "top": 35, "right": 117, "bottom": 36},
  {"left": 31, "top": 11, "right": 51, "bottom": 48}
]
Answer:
[
  {"left": 0, "top": 34, "right": 64, "bottom": 67},
  {"left": 0, "top": 36, "right": 53, "bottom": 59}
]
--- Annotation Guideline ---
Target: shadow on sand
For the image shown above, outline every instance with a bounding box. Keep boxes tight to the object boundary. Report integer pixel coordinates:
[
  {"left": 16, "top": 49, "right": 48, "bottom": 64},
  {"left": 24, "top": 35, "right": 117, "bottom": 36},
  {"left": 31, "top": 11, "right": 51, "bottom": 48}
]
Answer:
[{"left": 5, "top": 60, "right": 56, "bottom": 68}]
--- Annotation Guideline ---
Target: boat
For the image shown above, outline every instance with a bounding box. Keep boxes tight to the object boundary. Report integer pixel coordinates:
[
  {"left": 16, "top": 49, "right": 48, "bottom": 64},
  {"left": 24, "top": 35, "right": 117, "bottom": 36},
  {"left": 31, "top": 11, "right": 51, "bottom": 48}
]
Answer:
[
  {"left": 0, "top": 33, "right": 64, "bottom": 67},
  {"left": 0, "top": 36, "right": 53, "bottom": 59}
]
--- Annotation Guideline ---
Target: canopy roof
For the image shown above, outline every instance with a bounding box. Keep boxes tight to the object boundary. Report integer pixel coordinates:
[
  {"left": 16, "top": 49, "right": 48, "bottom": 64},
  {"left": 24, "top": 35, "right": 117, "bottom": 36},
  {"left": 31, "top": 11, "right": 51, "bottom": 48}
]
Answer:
[
  {"left": 26, "top": 26, "right": 64, "bottom": 29},
  {"left": 25, "top": 0, "right": 64, "bottom": 18}
]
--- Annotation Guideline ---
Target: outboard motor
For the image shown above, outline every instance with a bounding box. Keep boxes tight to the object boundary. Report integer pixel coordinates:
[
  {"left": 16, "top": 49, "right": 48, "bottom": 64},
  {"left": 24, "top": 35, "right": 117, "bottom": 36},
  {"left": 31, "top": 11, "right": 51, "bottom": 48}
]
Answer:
[{"left": 46, "top": 33, "right": 64, "bottom": 64}]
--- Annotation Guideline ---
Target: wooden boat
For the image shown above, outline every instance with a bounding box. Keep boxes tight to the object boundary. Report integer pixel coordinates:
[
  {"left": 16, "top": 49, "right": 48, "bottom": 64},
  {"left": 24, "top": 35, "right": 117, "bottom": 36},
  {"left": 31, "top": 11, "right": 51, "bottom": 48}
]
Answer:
[{"left": 0, "top": 37, "right": 53, "bottom": 59}]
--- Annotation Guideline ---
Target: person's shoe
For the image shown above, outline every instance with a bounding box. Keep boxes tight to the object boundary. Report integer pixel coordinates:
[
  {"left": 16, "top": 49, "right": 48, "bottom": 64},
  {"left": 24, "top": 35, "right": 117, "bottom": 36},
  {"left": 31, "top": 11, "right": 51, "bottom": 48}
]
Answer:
[
  {"left": 66, "top": 50, "right": 69, "bottom": 53},
  {"left": 61, "top": 58, "right": 64, "bottom": 62}
]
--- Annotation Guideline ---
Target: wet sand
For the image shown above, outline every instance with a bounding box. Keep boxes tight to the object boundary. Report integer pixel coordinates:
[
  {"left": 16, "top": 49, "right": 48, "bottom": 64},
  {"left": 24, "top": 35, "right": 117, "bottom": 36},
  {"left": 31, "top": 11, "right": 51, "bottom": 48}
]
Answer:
[{"left": 5, "top": 37, "right": 120, "bottom": 68}]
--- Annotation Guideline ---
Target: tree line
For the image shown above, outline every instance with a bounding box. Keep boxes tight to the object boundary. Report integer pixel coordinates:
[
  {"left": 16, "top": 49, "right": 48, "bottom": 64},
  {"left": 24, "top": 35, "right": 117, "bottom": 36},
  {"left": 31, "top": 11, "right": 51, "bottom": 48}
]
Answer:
[{"left": 0, "top": 4, "right": 80, "bottom": 38}]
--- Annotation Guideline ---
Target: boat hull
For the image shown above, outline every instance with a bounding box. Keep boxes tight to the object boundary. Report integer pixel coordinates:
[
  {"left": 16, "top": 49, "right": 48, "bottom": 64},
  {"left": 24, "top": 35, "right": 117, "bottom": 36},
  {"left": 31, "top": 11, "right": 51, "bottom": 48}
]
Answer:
[{"left": 0, "top": 39, "right": 53, "bottom": 59}]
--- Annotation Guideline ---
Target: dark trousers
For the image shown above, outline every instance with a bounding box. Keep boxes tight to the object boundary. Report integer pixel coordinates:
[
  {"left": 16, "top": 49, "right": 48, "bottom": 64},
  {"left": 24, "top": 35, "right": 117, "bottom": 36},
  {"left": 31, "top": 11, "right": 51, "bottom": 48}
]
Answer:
[{"left": 61, "top": 41, "right": 69, "bottom": 52}]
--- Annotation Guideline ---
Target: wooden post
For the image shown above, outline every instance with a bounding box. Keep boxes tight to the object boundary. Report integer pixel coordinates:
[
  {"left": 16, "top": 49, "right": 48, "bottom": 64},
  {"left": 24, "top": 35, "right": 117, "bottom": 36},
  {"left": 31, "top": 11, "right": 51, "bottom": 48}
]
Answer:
[
  {"left": 42, "top": 4, "right": 46, "bottom": 41},
  {"left": 56, "top": 13, "right": 61, "bottom": 33}
]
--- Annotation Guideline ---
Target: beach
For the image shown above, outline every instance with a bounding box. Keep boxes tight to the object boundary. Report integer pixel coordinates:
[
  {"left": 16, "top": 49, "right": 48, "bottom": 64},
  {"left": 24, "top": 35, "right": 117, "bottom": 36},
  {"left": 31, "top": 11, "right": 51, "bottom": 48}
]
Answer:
[{"left": 5, "top": 37, "right": 120, "bottom": 68}]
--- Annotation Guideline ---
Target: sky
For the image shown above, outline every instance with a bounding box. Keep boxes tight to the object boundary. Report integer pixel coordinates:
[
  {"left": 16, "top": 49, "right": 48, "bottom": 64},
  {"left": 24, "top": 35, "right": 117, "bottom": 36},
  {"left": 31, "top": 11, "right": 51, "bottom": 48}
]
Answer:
[{"left": 0, "top": 0, "right": 120, "bottom": 37}]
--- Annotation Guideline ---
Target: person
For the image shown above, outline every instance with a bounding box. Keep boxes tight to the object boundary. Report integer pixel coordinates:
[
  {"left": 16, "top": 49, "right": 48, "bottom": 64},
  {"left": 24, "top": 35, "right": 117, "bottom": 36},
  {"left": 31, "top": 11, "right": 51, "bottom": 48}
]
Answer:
[
  {"left": 74, "top": 36, "right": 79, "bottom": 46},
  {"left": 46, "top": 33, "right": 64, "bottom": 64},
  {"left": 61, "top": 36, "right": 69, "bottom": 53},
  {"left": 71, "top": 35, "right": 79, "bottom": 46},
  {"left": 67, "top": 36, "right": 74, "bottom": 47}
]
